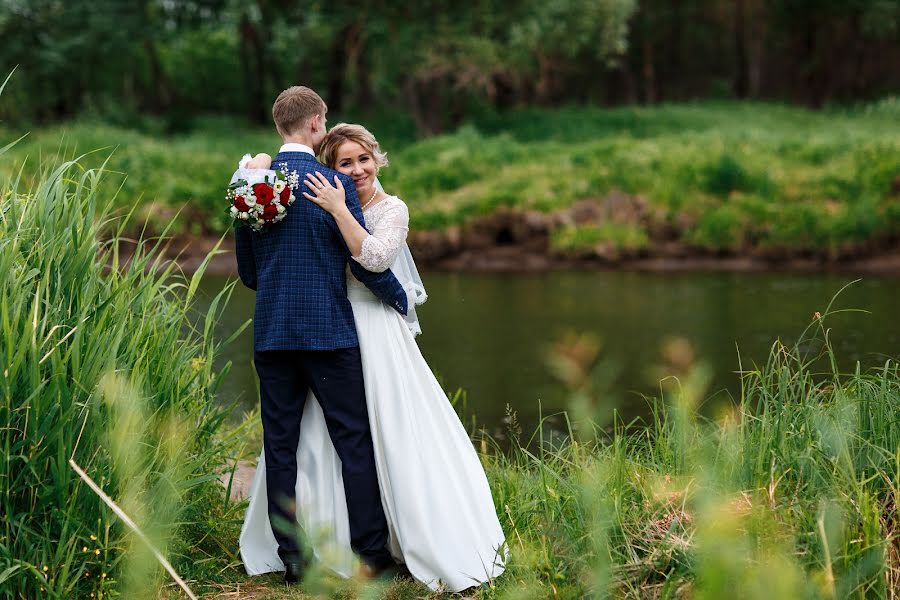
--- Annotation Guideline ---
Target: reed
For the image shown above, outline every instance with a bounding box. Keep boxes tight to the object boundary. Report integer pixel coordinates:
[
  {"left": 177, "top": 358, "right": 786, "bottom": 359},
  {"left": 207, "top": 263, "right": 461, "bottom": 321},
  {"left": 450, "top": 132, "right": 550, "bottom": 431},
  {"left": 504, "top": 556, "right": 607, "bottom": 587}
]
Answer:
[
  {"left": 480, "top": 297, "right": 900, "bottom": 598},
  {"left": 0, "top": 121, "right": 244, "bottom": 598}
]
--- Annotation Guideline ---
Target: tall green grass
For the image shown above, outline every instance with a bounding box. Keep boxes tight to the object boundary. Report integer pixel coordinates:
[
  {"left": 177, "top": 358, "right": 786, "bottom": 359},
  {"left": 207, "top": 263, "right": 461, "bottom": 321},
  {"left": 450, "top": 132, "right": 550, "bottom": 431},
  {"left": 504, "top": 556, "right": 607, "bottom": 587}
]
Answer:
[
  {"left": 172, "top": 303, "right": 900, "bottom": 599},
  {"left": 482, "top": 303, "right": 900, "bottom": 598},
  {"left": 0, "top": 129, "right": 243, "bottom": 596}
]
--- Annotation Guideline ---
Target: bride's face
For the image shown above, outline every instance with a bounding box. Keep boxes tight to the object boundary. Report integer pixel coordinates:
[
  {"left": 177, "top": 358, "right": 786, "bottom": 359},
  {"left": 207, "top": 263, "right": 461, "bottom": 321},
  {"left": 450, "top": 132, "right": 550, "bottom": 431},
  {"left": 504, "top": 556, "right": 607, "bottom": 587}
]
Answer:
[{"left": 334, "top": 141, "right": 377, "bottom": 199}]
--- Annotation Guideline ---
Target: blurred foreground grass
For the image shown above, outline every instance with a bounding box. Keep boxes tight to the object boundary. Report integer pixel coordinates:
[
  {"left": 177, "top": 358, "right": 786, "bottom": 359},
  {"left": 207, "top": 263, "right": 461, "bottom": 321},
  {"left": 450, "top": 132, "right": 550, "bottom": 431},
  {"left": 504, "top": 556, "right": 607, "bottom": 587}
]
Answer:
[
  {"left": 3, "top": 101, "right": 899, "bottom": 254},
  {"left": 174, "top": 302, "right": 900, "bottom": 599},
  {"left": 0, "top": 122, "right": 247, "bottom": 597}
]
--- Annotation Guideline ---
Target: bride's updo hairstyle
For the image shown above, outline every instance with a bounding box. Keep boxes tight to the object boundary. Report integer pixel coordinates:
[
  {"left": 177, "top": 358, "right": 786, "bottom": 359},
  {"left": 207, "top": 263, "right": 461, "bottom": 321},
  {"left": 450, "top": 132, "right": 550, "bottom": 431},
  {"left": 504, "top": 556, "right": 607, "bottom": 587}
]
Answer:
[{"left": 319, "top": 123, "right": 389, "bottom": 171}]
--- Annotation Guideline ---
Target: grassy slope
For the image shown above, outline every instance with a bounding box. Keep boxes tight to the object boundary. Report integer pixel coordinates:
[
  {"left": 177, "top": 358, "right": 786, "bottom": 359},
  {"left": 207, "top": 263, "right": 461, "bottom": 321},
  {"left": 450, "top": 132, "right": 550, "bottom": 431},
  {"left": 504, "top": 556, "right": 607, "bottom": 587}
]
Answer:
[{"left": 3, "top": 101, "right": 900, "bottom": 253}]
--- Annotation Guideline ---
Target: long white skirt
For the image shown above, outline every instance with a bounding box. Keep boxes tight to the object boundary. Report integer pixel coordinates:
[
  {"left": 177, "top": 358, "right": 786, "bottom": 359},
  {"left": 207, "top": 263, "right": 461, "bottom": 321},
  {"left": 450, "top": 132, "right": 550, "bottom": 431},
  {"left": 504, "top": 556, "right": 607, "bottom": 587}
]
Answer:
[{"left": 239, "top": 286, "right": 507, "bottom": 592}]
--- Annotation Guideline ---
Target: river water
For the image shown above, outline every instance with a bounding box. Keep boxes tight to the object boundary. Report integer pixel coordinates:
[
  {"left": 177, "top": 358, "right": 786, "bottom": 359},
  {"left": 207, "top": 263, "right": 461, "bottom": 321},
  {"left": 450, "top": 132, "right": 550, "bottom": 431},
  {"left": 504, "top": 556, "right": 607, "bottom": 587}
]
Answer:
[{"left": 197, "top": 271, "right": 899, "bottom": 439}]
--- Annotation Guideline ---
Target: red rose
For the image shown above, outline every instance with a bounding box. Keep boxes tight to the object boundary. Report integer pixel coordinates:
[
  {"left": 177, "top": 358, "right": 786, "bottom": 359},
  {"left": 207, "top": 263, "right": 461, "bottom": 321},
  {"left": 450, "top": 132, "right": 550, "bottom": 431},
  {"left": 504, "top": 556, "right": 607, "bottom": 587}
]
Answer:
[
  {"left": 279, "top": 186, "right": 292, "bottom": 204},
  {"left": 234, "top": 196, "right": 250, "bottom": 213},
  {"left": 253, "top": 183, "right": 275, "bottom": 205},
  {"left": 262, "top": 204, "right": 279, "bottom": 220}
]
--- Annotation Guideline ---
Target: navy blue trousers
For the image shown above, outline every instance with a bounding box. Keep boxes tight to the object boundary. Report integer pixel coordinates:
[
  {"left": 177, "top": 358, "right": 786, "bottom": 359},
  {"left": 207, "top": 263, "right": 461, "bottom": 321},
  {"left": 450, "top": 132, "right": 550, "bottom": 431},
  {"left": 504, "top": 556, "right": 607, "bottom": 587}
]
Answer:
[{"left": 253, "top": 347, "right": 392, "bottom": 568}]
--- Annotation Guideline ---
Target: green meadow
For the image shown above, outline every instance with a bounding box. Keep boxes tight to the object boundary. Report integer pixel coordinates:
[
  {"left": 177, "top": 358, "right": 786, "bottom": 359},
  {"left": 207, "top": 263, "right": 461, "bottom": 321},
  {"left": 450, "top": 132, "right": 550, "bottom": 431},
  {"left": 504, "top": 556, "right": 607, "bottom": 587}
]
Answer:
[{"left": 3, "top": 100, "right": 899, "bottom": 255}]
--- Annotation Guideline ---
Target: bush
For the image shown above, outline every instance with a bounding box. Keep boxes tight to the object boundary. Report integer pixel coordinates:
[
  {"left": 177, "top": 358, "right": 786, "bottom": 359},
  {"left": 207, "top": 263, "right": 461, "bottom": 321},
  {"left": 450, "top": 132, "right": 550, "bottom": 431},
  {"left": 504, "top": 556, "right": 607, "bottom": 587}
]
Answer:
[
  {"left": 828, "top": 200, "right": 882, "bottom": 248},
  {"left": 764, "top": 202, "right": 829, "bottom": 250},
  {"left": 701, "top": 153, "right": 772, "bottom": 198},
  {"left": 687, "top": 204, "right": 748, "bottom": 251}
]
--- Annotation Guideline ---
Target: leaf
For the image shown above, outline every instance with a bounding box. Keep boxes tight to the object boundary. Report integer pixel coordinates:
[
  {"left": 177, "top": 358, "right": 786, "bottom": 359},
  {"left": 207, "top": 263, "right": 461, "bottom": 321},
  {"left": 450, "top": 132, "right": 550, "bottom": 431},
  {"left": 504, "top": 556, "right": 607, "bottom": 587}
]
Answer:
[
  {"left": 0, "top": 66, "right": 16, "bottom": 97},
  {"left": 0, "top": 133, "right": 29, "bottom": 157},
  {"left": 0, "top": 565, "right": 23, "bottom": 585},
  {"left": 185, "top": 234, "right": 225, "bottom": 306}
]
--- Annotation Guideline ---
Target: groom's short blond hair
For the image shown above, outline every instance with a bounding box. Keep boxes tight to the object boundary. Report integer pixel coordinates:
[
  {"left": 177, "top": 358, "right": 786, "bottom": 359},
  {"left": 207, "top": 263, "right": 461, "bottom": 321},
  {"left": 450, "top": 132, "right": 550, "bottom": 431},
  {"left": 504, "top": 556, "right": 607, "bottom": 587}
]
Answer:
[{"left": 272, "top": 86, "right": 327, "bottom": 137}]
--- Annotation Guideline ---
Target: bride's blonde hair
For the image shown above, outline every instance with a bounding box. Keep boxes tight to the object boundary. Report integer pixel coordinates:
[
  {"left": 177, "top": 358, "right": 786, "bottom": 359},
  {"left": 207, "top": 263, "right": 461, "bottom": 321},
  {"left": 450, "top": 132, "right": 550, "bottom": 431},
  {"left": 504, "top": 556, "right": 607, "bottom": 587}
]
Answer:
[{"left": 319, "top": 123, "right": 389, "bottom": 171}]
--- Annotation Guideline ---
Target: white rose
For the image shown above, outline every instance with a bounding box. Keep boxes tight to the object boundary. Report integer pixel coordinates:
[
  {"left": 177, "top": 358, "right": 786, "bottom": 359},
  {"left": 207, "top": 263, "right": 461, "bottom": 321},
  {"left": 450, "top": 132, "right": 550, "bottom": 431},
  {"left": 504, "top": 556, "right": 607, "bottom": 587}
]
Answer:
[
  {"left": 245, "top": 195, "right": 257, "bottom": 207},
  {"left": 229, "top": 206, "right": 239, "bottom": 217},
  {"left": 276, "top": 203, "right": 285, "bottom": 213},
  {"left": 239, "top": 212, "right": 249, "bottom": 220},
  {"left": 274, "top": 180, "right": 287, "bottom": 193}
]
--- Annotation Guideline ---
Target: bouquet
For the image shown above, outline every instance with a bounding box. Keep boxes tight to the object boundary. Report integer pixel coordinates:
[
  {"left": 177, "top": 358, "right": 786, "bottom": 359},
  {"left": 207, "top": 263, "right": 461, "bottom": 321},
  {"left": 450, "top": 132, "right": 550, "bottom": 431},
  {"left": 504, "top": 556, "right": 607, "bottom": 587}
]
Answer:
[{"left": 226, "top": 155, "right": 298, "bottom": 231}]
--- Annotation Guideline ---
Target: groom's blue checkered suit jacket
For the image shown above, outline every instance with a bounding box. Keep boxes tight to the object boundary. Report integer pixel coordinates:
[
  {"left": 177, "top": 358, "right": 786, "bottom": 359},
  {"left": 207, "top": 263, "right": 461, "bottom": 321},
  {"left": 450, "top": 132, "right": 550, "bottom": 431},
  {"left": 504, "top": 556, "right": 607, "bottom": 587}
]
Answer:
[{"left": 234, "top": 151, "right": 408, "bottom": 352}]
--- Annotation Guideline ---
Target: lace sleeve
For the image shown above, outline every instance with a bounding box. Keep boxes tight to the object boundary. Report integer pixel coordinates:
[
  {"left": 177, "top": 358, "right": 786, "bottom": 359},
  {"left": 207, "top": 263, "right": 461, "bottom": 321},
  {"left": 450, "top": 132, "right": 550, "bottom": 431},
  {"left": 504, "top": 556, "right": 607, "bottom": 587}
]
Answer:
[{"left": 352, "top": 199, "right": 410, "bottom": 272}]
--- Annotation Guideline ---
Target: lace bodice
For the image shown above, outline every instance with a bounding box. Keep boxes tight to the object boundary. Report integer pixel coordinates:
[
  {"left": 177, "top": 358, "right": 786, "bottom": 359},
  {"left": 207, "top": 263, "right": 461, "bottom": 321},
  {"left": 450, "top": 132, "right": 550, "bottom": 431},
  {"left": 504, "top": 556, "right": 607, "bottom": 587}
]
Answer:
[{"left": 347, "top": 196, "right": 409, "bottom": 287}]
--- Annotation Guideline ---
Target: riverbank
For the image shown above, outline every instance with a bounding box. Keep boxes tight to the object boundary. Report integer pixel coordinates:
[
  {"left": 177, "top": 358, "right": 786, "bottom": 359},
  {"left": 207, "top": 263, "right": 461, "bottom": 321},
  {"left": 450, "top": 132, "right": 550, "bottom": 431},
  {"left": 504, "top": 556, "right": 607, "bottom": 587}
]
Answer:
[
  {"left": 158, "top": 200, "right": 900, "bottom": 275},
  {"left": 5, "top": 101, "right": 900, "bottom": 261}
]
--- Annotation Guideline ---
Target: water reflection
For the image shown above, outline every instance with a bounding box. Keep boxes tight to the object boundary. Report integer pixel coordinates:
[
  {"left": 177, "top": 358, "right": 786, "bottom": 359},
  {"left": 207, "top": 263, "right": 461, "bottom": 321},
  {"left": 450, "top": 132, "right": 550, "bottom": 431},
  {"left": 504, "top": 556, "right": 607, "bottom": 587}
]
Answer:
[{"left": 196, "top": 271, "right": 900, "bottom": 439}]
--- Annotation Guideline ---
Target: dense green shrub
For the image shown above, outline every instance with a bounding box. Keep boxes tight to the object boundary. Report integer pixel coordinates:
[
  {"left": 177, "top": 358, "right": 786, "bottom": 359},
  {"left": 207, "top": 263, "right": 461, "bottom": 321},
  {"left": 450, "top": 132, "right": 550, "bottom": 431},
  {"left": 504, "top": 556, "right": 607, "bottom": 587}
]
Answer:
[
  {"left": 687, "top": 204, "right": 748, "bottom": 251},
  {"left": 764, "top": 202, "right": 829, "bottom": 250},
  {"left": 702, "top": 153, "right": 754, "bottom": 197}
]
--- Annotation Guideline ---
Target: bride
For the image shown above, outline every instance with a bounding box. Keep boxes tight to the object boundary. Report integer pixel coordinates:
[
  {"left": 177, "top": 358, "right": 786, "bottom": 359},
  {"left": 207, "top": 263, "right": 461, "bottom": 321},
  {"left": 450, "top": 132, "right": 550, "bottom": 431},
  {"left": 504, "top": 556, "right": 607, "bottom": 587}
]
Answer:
[{"left": 238, "top": 123, "right": 507, "bottom": 592}]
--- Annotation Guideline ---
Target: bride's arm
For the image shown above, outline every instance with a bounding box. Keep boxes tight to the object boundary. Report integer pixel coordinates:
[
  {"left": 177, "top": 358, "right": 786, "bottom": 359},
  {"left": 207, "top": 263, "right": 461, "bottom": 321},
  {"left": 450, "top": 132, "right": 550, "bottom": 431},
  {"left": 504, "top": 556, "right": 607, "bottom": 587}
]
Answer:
[
  {"left": 351, "top": 203, "right": 409, "bottom": 272},
  {"left": 303, "top": 172, "right": 409, "bottom": 272}
]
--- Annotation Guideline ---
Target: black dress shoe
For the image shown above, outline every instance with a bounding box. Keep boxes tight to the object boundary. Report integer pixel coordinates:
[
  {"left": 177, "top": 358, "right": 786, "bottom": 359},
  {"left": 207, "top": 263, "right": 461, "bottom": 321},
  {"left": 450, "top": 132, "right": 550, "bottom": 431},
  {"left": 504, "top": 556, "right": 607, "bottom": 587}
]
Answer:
[{"left": 283, "top": 561, "right": 303, "bottom": 586}]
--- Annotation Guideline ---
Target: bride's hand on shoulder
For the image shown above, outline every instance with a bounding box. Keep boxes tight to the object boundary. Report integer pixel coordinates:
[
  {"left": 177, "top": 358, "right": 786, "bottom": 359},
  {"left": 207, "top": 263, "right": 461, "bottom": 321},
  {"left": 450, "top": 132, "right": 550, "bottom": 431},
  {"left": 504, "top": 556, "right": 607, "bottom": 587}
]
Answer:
[
  {"left": 303, "top": 171, "right": 347, "bottom": 216},
  {"left": 246, "top": 153, "right": 272, "bottom": 169}
]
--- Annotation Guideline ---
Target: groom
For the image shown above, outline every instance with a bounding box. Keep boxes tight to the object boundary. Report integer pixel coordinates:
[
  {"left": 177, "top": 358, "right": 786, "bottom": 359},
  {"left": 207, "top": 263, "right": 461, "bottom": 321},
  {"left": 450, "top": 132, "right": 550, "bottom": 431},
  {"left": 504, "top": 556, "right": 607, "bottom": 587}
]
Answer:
[{"left": 234, "top": 85, "right": 407, "bottom": 584}]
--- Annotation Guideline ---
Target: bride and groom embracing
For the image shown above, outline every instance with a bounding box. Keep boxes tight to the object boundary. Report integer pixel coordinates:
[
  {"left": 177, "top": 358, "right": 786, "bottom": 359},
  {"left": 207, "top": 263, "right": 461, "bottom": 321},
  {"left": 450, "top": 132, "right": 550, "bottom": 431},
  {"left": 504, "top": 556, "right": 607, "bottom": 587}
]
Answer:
[{"left": 233, "top": 85, "right": 507, "bottom": 592}]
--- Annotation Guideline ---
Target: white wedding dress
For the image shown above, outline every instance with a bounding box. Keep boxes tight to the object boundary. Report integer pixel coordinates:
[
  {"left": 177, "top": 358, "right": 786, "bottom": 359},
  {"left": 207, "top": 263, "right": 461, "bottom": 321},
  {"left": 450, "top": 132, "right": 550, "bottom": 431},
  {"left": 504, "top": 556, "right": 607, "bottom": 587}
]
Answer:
[{"left": 239, "top": 196, "right": 507, "bottom": 592}]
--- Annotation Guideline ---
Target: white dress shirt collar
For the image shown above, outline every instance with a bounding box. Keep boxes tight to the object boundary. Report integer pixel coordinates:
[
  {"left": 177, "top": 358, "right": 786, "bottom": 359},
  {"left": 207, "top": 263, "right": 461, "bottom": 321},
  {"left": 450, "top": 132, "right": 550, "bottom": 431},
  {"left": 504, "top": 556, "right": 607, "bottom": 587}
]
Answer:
[{"left": 279, "top": 143, "right": 315, "bottom": 156}]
